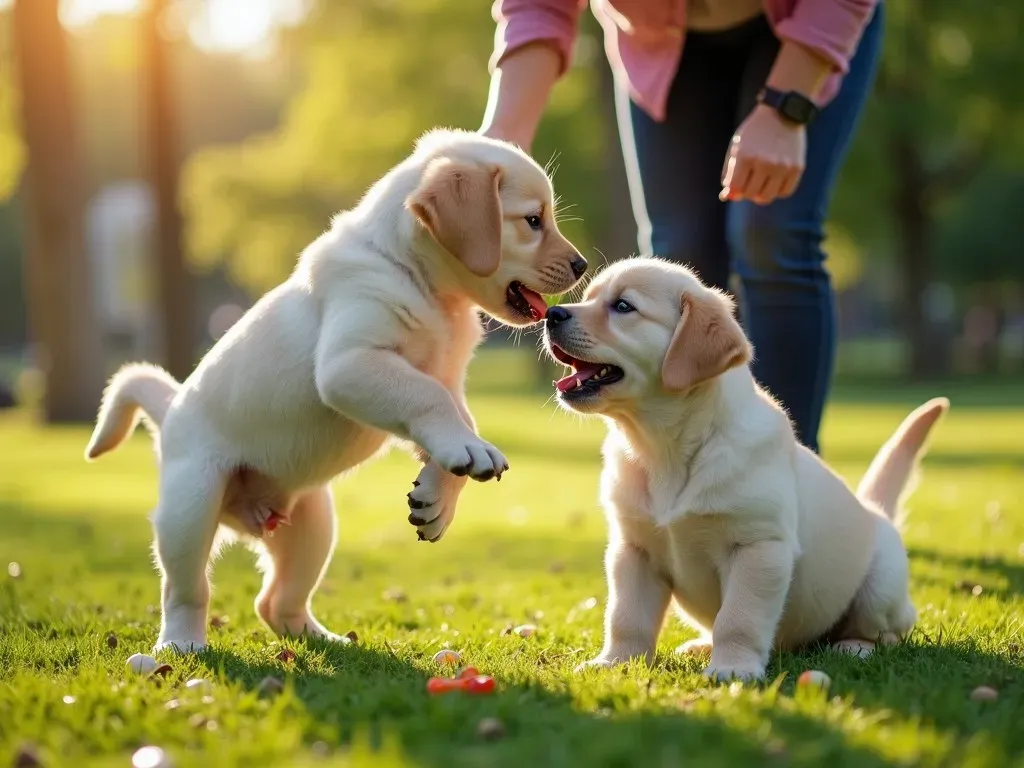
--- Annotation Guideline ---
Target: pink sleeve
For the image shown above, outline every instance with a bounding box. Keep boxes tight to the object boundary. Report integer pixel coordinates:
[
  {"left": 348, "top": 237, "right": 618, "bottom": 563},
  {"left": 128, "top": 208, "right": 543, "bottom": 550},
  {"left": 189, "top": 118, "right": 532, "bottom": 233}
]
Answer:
[
  {"left": 489, "top": 0, "right": 587, "bottom": 76},
  {"left": 774, "top": 0, "right": 879, "bottom": 74}
]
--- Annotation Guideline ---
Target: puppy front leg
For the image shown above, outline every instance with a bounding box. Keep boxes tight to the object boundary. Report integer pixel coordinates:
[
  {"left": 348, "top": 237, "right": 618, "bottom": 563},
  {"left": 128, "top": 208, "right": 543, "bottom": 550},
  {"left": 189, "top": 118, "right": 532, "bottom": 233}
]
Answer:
[
  {"left": 705, "top": 539, "right": 795, "bottom": 682},
  {"left": 407, "top": 461, "right": 467, "bottom": 542},
  {"left": 405, "top": 391, "right": 474, "bottom": 542},
  {"left": 576, "top": 542, "right": 670, "bottom": 671},
  {"left": 315, "top": 347, "right": 507, "bottom": 481}
]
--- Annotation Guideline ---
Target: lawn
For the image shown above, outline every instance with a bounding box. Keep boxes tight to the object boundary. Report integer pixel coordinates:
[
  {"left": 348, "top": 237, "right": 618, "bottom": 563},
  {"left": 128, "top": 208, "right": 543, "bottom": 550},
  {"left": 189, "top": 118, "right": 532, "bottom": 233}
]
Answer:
[{"left": 1, "top": 352, "right": 1023, "bottom": 767}]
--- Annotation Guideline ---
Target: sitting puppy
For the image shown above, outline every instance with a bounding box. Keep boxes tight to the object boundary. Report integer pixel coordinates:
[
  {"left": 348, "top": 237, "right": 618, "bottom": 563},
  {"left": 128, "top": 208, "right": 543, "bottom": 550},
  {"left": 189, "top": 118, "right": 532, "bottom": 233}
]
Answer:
[
  {"left": 542, "top": 257, "right": 947, "bottom": 681},
  {"left": 85, "top": 129, "right": 587, "bottom": 653}
]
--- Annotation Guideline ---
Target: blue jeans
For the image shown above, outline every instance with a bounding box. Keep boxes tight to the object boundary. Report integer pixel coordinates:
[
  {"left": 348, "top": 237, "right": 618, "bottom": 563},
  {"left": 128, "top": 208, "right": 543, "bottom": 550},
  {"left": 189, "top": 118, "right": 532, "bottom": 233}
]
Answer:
[{"left": 618, "top": 8, "right": 883, "bottom": 452}]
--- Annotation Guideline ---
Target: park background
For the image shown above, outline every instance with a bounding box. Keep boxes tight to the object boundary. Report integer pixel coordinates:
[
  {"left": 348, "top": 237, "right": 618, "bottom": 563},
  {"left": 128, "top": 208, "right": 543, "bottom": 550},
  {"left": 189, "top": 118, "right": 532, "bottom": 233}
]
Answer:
[{"left": 0, "top": 1, "right": 1022, "bottom": 767}]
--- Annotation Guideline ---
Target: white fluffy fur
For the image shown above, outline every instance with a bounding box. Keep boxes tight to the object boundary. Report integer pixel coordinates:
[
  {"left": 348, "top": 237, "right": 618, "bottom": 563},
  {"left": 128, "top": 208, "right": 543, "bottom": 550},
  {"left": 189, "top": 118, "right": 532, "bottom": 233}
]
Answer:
[
  {"left": 85, "top": 129, "right": 584, "bottom": 653},
  {"left": 543, "top": 257, "right": 948, "bottom": 680}
]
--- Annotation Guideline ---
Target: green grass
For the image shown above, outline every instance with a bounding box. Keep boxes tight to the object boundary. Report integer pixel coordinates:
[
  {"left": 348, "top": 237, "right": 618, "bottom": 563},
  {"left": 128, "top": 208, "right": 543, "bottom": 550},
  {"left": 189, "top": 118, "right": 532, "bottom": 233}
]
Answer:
[{"left": 1, "top": 352, "right": 1023, "bottom": 767}]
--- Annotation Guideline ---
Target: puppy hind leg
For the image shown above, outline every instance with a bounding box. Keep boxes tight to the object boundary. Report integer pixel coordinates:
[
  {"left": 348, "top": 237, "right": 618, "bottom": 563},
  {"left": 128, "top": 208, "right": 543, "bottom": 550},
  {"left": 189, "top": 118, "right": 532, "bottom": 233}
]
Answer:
[
  {"left": 255, "top": 485, "right": 342, "bottom": 641},
  {"left": 834, "top": 518, "right": 916, "bottom": 654},
  {"left": 152, "top": 459, "right": 226, "bottom": 653}
]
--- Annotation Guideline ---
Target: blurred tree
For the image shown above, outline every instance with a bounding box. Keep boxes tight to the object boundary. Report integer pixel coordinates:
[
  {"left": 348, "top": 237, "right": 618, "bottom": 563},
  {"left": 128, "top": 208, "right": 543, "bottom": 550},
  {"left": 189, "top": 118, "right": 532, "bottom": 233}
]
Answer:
[
  {"left": 143, "top": 0, "right": 194, "bottom": 380},
  {"left": 937, "top": 171, "right": 1024, "bottom": 288},
  {"left": 831, "top": 0, "right": 1024, "bottom": 377},
  {"left": 0, "top": 29, "right": 24, "bottom": 202},
  {"left": 12, "top": 0, "right": 103, "bottom": 422},
  {"left": 936, "top": 169, "right": 1024, "bottom": 373},
  {"left": 0, "top": 202, "right": 27, "bottom": 349},
  {"left": 182, "top": 0, "right": 605, "bottom": 296}
]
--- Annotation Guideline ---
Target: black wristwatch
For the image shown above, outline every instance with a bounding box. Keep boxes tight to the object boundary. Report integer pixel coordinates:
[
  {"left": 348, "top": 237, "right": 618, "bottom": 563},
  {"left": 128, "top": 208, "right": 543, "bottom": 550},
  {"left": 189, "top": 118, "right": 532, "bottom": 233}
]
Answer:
[{"left": 756, "top": 86, "right": 819, "bottom": 126}]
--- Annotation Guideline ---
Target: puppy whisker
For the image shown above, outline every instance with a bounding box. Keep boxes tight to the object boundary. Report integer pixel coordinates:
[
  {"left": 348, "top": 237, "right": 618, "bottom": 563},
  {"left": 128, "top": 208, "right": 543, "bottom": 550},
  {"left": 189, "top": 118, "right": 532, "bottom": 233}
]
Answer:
[{"left": 544, "top": 151, "right": 562, "bottom": 179}]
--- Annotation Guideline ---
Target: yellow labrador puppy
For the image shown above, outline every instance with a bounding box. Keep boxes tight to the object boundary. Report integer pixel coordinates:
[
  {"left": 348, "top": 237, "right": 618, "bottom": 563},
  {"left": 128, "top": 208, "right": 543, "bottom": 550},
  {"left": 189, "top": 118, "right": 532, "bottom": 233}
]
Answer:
[
  {"left": 542, "top": 257, "right": 947, "bottom": 681},
  {"left": 85, "top": 129, "right": 586, "bottom": 653}
]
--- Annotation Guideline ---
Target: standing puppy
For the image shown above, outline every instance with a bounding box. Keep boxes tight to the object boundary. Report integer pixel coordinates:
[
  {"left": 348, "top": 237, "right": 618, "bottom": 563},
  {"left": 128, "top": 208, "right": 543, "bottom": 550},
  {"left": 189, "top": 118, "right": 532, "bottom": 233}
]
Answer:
[
  {"left": 85, "top": 129, "right": 587, "bottom": 653},
  {"left": 543, "top": 257, "right": 947, "bottom": 681}
]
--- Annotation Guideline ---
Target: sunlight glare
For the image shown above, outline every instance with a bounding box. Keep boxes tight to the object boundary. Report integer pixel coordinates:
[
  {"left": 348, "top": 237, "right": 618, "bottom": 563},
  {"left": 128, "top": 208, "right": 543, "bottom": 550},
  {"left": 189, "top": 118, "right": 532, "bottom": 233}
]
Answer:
[
  {"left": 190, "top": 0, "right": 308, "bottom": 54},
  {"left": 60, "top": 0, "right": 141, "bottom": 28},
  {"left": 41, "top": 0, "right": 310, "bottom": 54}
]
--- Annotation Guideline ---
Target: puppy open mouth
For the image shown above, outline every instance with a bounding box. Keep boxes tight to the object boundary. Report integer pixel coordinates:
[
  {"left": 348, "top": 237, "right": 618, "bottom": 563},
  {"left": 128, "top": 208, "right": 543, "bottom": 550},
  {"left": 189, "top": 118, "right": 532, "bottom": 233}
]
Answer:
[
  {"left": 506, "top": 281, "right": 548, "bottom": 322},
  {"left": 550, "top": 344, "right": 624, "bottom": 397}
]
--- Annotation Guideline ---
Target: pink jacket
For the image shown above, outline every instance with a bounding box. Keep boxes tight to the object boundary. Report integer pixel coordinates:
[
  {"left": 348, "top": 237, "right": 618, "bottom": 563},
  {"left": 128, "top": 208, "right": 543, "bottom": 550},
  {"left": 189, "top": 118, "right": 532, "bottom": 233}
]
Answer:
[{"left": 490, "top": 0, "right": 879, "bottom": 122}]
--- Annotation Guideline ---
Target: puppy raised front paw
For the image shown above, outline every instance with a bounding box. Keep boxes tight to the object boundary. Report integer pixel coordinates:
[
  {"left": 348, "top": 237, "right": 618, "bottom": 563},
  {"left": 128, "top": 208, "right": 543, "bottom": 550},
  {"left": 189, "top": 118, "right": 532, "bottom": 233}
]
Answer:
[
  {"left": 407, "top": 461, "right": 465, "bottom": 542},
  {"left": 423, "top": 432, "right": 508, "bottom": 482}
]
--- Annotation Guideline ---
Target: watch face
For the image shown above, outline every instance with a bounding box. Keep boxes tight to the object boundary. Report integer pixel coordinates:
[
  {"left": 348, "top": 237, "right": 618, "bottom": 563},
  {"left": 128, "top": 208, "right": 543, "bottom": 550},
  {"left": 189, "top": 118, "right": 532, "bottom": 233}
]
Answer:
[{"left": 781, "top": 93, "right": 815, "bottom": 124}]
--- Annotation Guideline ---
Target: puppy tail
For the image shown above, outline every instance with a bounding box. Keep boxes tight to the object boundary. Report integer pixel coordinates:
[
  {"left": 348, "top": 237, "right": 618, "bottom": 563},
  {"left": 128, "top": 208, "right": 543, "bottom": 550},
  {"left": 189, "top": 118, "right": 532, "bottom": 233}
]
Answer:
[
  {"left": 856, "top": 397, "right": 949, "bottom": 523},
  {"left": 84, "top": 363, "right": 180, "bottom": 461}
]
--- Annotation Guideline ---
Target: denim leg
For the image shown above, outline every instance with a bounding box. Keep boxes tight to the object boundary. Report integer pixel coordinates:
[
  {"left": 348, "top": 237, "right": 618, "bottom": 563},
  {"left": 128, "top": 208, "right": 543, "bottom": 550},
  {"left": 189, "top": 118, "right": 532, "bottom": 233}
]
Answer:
[
  {"left": 727, "top": 6, "right": 885, "bottom": 452},
  {"left": 619, "top": 29, "right": 749, "bottom": 292}
]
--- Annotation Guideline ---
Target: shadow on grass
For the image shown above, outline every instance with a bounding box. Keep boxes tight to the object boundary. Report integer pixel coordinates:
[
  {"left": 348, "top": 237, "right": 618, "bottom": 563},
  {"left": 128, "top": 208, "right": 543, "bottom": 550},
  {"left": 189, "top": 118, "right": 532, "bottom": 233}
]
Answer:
[
  {"left": 5, "top": 505, "right": 1023, "bottom": 765},
  {"left": 909, "top": 547, "right": 1024, "bottom": 600},
  {"left": 195, "top": 642, "right": 917, "bottom": 768}
]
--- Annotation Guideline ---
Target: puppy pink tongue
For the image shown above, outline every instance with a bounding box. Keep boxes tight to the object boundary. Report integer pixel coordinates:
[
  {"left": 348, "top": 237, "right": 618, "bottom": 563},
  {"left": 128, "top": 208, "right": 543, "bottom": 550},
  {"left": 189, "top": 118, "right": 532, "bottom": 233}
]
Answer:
[
  {"left": 555, "top": 362, "right": 603, "bottom": 392},
  {"left": 519, "top": 286, "right": 547, "bottom": 320}
]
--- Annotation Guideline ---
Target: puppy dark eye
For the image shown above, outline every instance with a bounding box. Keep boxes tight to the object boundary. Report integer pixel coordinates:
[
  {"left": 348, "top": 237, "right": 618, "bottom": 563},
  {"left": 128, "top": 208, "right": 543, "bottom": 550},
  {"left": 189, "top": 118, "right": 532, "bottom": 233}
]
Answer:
[
  {"left": 612, "top": 299, "right": 636, "bottom": 314},
  {"left": 525, "top": 215, "right": 543, "bottom": 231}
]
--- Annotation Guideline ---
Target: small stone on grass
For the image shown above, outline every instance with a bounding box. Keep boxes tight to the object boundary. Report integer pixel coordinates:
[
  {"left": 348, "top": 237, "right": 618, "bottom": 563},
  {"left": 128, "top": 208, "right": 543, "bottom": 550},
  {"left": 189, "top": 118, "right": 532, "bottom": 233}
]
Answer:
[
  {"left": 258, "top": 676, "right": 284, "bottom": 698},
  {"left": 970, "top": 685, "right": 998, "bottom": 702},
  {"left": 477, "top": 717, "right": 506, "bottom": 741}
]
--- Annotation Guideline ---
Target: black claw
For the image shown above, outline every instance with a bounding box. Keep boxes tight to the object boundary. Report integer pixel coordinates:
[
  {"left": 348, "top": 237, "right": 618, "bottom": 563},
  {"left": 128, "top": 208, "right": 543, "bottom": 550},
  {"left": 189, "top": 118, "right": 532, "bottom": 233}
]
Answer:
[
  {"left": 417, "top": 531, "right": 427, "bottom": 541},
  {"left": 412, "top": 480, "right": 420, "bottom": 487},
  {"left": 475, "top": 469, "right": 496, "bottom": 482},
  {"left": 408, "top": 497, "right": 426, "bottom": 510},
  {"left": 408, "top": 513, "right": 427, "bottom": 526},
  {"left": 451, "top": 464, "right": 470, "bottom": 477}
]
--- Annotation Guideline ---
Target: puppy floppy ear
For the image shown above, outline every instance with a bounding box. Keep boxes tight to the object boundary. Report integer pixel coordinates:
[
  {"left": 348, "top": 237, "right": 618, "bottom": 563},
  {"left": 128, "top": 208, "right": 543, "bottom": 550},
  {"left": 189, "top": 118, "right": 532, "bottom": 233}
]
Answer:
[
  {"left": 406, "top": 158, "right": 503, "bottom": 277},
  {"left": 661, "top": 290, "right": 752, "bottom": 391}
]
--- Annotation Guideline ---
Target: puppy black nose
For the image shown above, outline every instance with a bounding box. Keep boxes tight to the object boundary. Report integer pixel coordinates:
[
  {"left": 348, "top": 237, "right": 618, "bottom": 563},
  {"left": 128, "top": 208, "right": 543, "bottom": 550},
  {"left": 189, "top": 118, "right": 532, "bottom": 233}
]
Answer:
[
  {"left": 569, "top": 255, "right": 588, "bottom": 279},
  {"left": 546, "top": 306, "right": 572, "bottom": 326}
]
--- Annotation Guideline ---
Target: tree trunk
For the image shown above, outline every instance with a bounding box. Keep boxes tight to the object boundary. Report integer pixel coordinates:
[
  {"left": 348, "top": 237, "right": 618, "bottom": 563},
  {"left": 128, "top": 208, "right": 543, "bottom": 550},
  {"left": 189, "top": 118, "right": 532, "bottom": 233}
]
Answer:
[
  {"left": 13, "top": 0, "right": 104, "bottom": 422},
  {"left": 889, "top": 133, "right": 950, "bottom": 379},
  {"left": 143, "top": 0, "right": 195, "bottom": 381}
]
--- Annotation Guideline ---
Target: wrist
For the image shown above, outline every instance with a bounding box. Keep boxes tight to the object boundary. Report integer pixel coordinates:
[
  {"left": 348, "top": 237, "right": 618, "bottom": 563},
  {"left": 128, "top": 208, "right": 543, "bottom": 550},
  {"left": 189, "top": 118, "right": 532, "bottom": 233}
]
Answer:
[{"left": 755, "top": 89, "right": 815, "bottom": 127}]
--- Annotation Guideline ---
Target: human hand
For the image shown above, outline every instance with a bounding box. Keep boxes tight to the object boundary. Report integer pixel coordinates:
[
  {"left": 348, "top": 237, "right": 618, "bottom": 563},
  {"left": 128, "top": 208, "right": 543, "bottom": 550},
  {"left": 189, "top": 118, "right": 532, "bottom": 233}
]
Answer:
[{"left": 720, "top": 104, "right": 806, "bottom": 205}]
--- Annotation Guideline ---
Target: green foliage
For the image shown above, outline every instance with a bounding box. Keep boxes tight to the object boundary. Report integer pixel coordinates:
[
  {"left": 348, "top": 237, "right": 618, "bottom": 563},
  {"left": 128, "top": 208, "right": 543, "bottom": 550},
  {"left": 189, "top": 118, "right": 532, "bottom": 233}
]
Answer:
[
  {"left": 936, "top": 170, "right": 1024, "bottom": 286},
  {"left": 182, "top": 1, "right": 604, "bottom": 294},
  {"left": 0, "top": 14, "right": 25, "bottom": 203},
  {"left": 2, "top": 367, "right": 1024, "bottom": 765},
  {"left": 831, "top": 0, "right": 1024, "bottom": 255}
]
